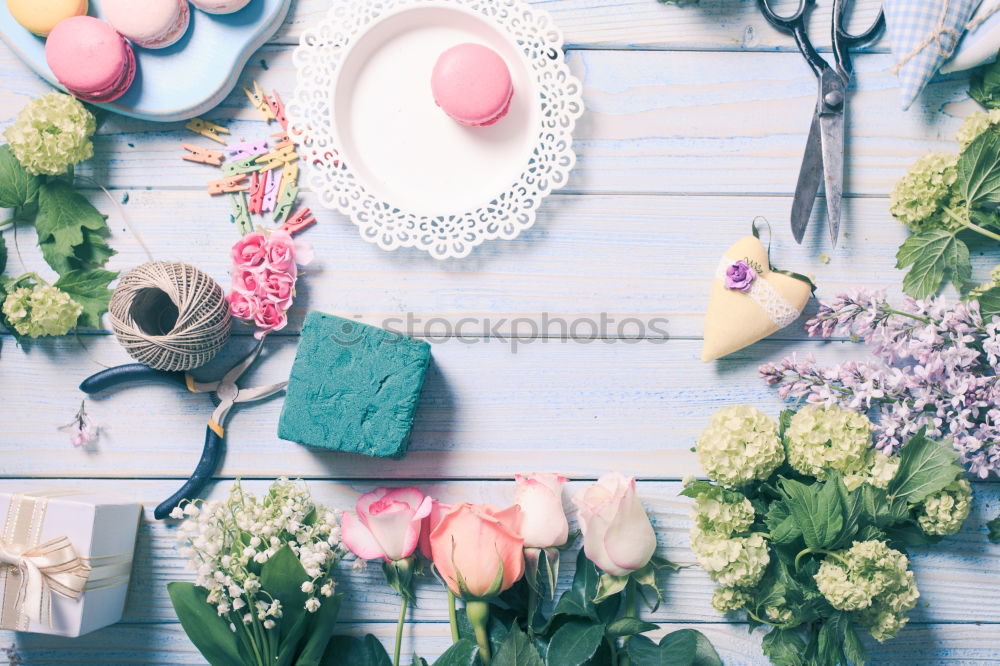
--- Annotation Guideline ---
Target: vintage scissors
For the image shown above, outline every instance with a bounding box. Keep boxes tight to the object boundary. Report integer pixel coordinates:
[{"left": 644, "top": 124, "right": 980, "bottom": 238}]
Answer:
[
  {"left": 79, "top": 338, "right": 287, "bottom": 519},
  {"left": 757, "top": 0, "right": 884, "bottom": 246}
]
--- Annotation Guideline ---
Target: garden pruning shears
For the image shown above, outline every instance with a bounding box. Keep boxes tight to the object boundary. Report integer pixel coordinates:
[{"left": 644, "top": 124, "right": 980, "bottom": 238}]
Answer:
[
  {"left": 79, "top": 337, "right": 287, "bottom": 520},
  {"left": 757, "top": 0, "right": 884, "bottom": 247}
]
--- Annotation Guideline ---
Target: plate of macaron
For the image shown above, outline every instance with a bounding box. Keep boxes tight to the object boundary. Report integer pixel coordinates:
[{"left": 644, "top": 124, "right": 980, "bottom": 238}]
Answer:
[
  {"left": 1, "top": 0, "right": 291, "bottom": 122},
  {"left": 288, "top": 0, "right": 584, "bottom": 259}
]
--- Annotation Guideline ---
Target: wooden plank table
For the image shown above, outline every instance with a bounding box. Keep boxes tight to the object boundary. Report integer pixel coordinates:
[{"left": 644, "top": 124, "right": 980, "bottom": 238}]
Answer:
[{"left": 1, "top": 0, "right": 998, "bottom": 663}]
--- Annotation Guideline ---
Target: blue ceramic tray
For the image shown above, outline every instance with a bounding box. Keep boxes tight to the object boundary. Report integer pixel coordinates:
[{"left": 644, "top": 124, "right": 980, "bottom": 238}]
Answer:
[{"left": 0, "top": 0, "right": 291, "bottom": 122}]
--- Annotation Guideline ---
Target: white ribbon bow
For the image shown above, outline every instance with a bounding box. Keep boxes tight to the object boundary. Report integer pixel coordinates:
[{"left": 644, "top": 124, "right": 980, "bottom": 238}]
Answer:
[{"left": 0, "top": 536, "right": 91, "bottom": 626}]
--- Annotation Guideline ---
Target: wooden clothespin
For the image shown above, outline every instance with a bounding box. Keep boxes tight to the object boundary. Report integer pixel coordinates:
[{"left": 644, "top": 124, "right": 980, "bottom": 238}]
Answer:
[
  {"left": 229, "top": 192, "right": 252, "bottom": 235},
  {"left": 273, "top": 183, "right": 298, "bottom": 224},
  {"left": 208, "top": 173, "right": 250, "bottom": 195},
  {"left": 185, "top": 118, "right": 230, "bottom": 145},
  {"left": 279, "top": 207, "right": 316, "bottom": 235},
  {"left": 180, "top": 143, "right": 224, "bottom": 166},
  {"left": 247, "top": 170, "right": 268, "bottom": 215},
  {"left": 244, "top": 81, "right": 276, "bottom": 123},
  {"left": 268, "top": 89, "right": 288, "bottom": 130},
  {"left": 278, "top": 161, "right": 299, "bottom": 199},
  {"left": 225, "top": 140, "right": 268, "bottom": 161},
  {"left": 261, "top": 166, "right": 282, "bottom": 213},
  {"left": 256, "top": 144, "right": 298, "bottom": 170},
  {"left": 270, "top": 130, "right": 293, "bottom": 151},
  {"left": 222, "top": 155, "right": 263, "bottom": 176}
]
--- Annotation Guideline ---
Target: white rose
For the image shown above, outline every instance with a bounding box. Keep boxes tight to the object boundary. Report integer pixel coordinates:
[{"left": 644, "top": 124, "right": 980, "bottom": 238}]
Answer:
[
  {"left": 572, "top": 472, "right": 657, "bottom": 576},
  {"left": 514, "top": 473, "right": 570, "bottom": 548}
]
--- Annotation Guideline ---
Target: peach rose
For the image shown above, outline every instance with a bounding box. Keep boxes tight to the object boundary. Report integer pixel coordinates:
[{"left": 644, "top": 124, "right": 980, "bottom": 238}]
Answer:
[
  {"left": 572, "top": 472, "right": 656, "bottom": 576},
  {"left": 429, "top": 502, "right": 524, "bottom": 599},
  {"left": 514, "top": 473, "right": 569, "bottom": 549},
  {"left": 418, "top": 499, "right": 451, "bottom": 560},
  {"left": 341, "top": 487, "right": 432, "bottom": 562}
]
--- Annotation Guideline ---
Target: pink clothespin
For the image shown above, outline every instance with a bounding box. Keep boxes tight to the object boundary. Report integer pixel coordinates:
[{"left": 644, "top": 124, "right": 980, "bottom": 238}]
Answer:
[
  {"left": 244, "top": 81, "right": 276, "bottom": 123},
  {"left": 208, "top": 173, "right": 250, "bottom": 195},
  {"left": 180, "top": 143, "right": 224, "bottom": 166},
  {"left": 261, "top": 166, "right": 282, "bottom": 213},
  {"left": 268, "top": 89, "right": 288, "bottom": 130},
  {"left": 270, "top": 130, "right": 293, "bottom": 151},
  {"left": 225, "top": 140, "right": 268, "bottom": 161},
  {"left": 185, "top": 118, "right": 230, "bottom": 145},
  {"left": 248, "top": 170, "right": 267, "bottom": 214},
  {"left": 279, "top": 207, "right": 316, "bottom": 235}
]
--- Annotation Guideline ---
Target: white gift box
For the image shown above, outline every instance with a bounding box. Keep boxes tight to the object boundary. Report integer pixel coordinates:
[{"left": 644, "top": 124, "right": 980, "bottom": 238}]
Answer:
[{"left": 0, "top": 490, "right": 141, "bottom": 637}]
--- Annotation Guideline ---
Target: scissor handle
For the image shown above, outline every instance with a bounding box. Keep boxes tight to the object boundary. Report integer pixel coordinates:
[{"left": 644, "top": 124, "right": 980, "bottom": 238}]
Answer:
[
  {"left": 832, "top": 0, "right": 884, "bottom": 76},
  {"left": 154, "top": 425, "right": 225, "bottom": 520},
  {"left": 757, "top": 0, "right": 827, "bottom": 76},
  {"left": 80, "top": 364, "right": 187, "bottom": 394}
]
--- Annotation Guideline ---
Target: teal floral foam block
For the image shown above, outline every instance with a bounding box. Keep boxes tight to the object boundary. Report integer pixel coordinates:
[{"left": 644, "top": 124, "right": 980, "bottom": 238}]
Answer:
[{"left": 278, "top": 311, "right": 431, "bottom": 457}]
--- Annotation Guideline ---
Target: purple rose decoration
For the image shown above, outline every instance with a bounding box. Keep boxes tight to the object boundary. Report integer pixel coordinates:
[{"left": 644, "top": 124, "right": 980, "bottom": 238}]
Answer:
[{"left": 725, "top": 260, "right": 756, "bottom": 292}]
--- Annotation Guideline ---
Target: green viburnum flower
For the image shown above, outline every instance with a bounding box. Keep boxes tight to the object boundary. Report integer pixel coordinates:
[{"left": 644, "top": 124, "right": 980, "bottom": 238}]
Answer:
[
  {"left": 4, "top": 91, "right": 96, "bottom": 175},
  {"left": 691, "top": 485, "right": 755, "bottom": 536},
  {"left": 711, "top": 586, "right": 751, "bottom": 613},
  {"left": 916, "top": 478, "right": 972, "bottom": 536},
  {"left": 764, "top": 603, "right": 793, "bottom": 625},
  {"left": 968, "top": 264, "right": 1000, "bottom": 300},
  {"left": 696, "top": 405, "right": 784, "bottom": 488},
  {"left": 814, "top": 540, "right": 917, "bottom": 624},
  {"left": 690, "top": 527, "right": 769, "bottom": 588},
  {"left": 2, "top": 285, "right": 83, "bottom": 337},
  {"left": 955, "top": 109, "right": 1000, "bottom": 149},
  {"left": 843, "top": 451, "right": 901, "bottom": 492},
  {"left": 856, "top": 577, "right": 920, "bottom": 642},
  {"left": 889, "top": 152, "right": 961, "bottom": 233},
  {"left": 784, "top": 405, "right": 874, "bottom": 480}
]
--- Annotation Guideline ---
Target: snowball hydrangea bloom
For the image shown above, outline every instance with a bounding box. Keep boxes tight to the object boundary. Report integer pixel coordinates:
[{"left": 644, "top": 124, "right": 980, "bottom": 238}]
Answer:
[
  {"left": 916, "top": 478, "right": 973, "bottom": 536},
  {"left": 784, "top": 405, "right": 873, "bottom": 480},
  {"left": 695, "top": 405, "right": 784, "bottom": 488},
  {"left": 4, "top": 91, "right": 96, "bottom": 175},
  {"left": 689, "top": 527, "right": 769, "bottom": 588},
  {"left": 2, "top": 284, "right": 82, "bottom": 337},
  {"left": 844, "top": 452, "right": 901, "bottom": 492},
  {"left": 814, "top": 540, "right": 916, "bottom": 619},
  {"left": 955, "top": 109, "right": 1000, "bottom": 149},
  {"left": 691, "top": 485, "right": 755, "bottom": 536},
  {"left": 888, "top": 152, "right": 959, "bottom": 232},
  {"left": 711, "top": 586, "right": 751, "bottom": 613}
]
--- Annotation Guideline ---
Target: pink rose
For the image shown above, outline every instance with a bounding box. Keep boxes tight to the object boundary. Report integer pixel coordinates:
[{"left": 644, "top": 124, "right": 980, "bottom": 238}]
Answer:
[
  {"left": 231, "top": 232, "right": 267, "bottom": 268},
  {"left": 341, "top": 487, "right": 432, "bottom": 562},
  {"left": 228, "top": 290, "right": 258, "bottom": 321},
  {"left": 260, "top": 270, "right": 296, "bottom": 310},
  {"left": 253, "top": 300, "right": 288, "bottom": 338},
  {"left": 572, "top": 472, "right": 656, "bottom": 576},
  {"left": 429, "top": 503, "right": 524, "bottom": 599},
  {"left": 418, "top": 499, "right": 451, "bottom": 560},
  {"left": 265, "top": 230, "right": 296, "bottom": 273},
  {"left": 514, "top": 473, "right": 569, "bottom": 549},
  {"left": 231, "top": 266, "right": 266, "bottom": 296}
]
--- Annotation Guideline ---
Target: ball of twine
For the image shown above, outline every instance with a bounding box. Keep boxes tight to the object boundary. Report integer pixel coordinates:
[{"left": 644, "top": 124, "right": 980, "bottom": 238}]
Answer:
[{"left": 109, "top": 261, "right": 231, "bottom": 371}]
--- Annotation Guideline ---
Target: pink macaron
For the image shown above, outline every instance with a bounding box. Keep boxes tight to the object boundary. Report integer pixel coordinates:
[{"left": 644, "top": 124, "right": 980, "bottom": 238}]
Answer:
[
  {"left": 188, "top": 0, "right": 252, "bottom": 14},
  {"left": 102, "top": 0, "right": 190, "bottom": 49},
  {"left": 431, "top": 43, "right": 513, "bottom": 127},
  {"left": 46, "top": 16, "right": 135, "bottom": 103}
]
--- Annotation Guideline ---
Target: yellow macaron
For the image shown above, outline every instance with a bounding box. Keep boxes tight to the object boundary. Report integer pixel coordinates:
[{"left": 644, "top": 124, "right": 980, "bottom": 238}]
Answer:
[{"left": 6, "top": 0, "right": 88, "bottom": 37}]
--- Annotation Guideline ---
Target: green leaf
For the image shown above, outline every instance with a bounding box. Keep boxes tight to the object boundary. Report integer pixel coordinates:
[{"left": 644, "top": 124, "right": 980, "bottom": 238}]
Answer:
[
  {"left": 765, "top": 500, "right": 803, "bottom": 545},
  {"left": 678, "top": 480, "right": 715, "bottom": 499},
  {"left": 53, "top": 268, "right": 116, "bottom": 329},
  {"left": 626, "top": 629, "right": 722, "bottom": 666},
  {"left": 970, "top": 56, "right": 1000, "bottom": 109},
  {"left": 888, "top": 430, "right": 960, "bottom": 505},
  {"left": 779, "top": 478, "right": 843, "bottom": 551},
  {"left": 493, "top": 625, "right": 543, "bottom": 666},
  {"left": 34, "top": 179, "right": 113, "bottom": 274},
  {"left": 978, "top": 285, "right": 1000, "bottom": 322},
  {"left": 545, "top": 621, "right": 604, "bottom": 666},
  {"left": 988, "top": 514, "right": 1000, "bottom": 543},
  {"left": 433, "top": 639, "right": 480, "bottom": 666},
  {"left": 259, "top": 545, "right": 310, "bottom": 647},
  {"left": 958, "top": 130, "right": 1000, "bottom": 206},
  {"left": 896, "top": 230, "right": 971, "bottom": 299},
  {"left": 0, "top": 145, "right": 39, "bottom": 208},
  {"left": 456, "top": 608, "right": 509, "bottom": 657},
  {"left": 593, "top": 573, "right": 628, "bottom": 604},
  {"left": 761, "top": 628, "right": 806, "bottom": 666},
  {"left": 0, "top": 233, "right": 7, "bottom": 275},
  {"left": 842, "top": 623, "right": 867, "bottom": 666},
  {"left": 553, "top": 549, "right": 601, "bottom": 621},
  {"left": 605, "top": 617, "right": 657, "bottom": 639},
  {"left": 884, "top": 521, "right": 943, "bottom": 547},
  {"left": 817, "top": 614, "right": 849, "bottom": 666},
  {"left": 322, "top": 635, "right": 392, "bottom": 666},
  {"left": 166, "top": 582, "right": 245, "bottom": 666},
  {"left": 412, "top": 657, "right": 431, "bottom": 666},
  {"left": 295, "top": 594, "right": 343, "bottom": 666}
]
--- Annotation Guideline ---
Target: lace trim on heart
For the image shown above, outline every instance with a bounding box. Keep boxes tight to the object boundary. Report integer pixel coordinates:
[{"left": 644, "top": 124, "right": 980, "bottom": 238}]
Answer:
[{"left": 716, "top": 256, "right": 801, "bottom": 328}]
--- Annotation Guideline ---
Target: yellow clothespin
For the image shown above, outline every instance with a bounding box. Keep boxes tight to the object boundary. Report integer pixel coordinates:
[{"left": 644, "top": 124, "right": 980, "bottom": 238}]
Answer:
[
  {"left": 185, "top": 118, "right": 230, "bottom": 145},
  {"left": 208, "top": 173, "right": 250, "bottom": 195},
  {"left": 244, "top": 81, "right": 275, "bottom": 123},
  {"left": 180, "top": 143, "right": 224, "bottom": 166},
  {"left": 278, "top": 161, "right": 299, "bottom": 198},
  {"left": 256, "top": 144, "right": 298, "bottom": 171},
  {"left": 229, "top": 192, "right": 252, "bottom": 235},
  {"left": 273, "top": 183, "right": 298, "bottom": 224}
]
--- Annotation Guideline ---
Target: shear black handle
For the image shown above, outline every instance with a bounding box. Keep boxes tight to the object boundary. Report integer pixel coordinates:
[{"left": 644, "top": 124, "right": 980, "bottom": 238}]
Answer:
[
  {"left": 154, "top": 425, "right": 225, "bottom": 520},
  {"left": 79, "top": 364, "right": 187, "bottom": 394}
]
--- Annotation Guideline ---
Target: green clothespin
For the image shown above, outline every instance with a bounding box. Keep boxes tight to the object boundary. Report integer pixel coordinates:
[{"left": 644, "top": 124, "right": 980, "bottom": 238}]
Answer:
[
  {"left": 223, "top": 155, "right": 263, "bottom": 176},
  {"left": 273, "top": 184, "right": 298, "bottom": 225},
  {"left": 229, "top": 191, "right": 253, "bottom": 235}
]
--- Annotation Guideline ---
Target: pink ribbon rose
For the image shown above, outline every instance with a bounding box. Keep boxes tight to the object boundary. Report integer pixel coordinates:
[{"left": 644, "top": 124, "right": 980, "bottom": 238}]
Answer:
[
  {"left": 231, "top": 266, "right": 266, "bottom": 296},
  {"left": 228, "top": 290, "right": 258, "bottom": 321},
  {"left": 341, "top": 488, "right": 432, "bottom": 562},
  {"left": 260, "top": 270, "right": 296, "bottom": 311},
  {"left": 252, "top": 300, "right": 288, "bottom": 339},
  {"left": 231, "top": 231, "right": 267, "bottom": 268},
  {"left": 264, "top": 230, "right": 297, "bottom": 273},
  {"left": 429, "top": 502, "right": 524, "bottom": 599},
  {"left": 514, "top": 473, "right": 569, "bottom": 549},
  {"left": 572, "top": 472, "right": 656, "bottom": 576}
]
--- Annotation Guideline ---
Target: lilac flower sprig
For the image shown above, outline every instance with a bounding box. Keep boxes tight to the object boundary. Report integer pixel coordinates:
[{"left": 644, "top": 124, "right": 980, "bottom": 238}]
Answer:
[{"left": 760, "top": 289, "right": 1000, "bottom": 478}]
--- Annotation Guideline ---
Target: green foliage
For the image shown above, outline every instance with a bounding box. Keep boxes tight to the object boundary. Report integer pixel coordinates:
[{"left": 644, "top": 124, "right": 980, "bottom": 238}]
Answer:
[
  {"left": 978, "top": 285, "right": 1000, "bottom": 320},
  {"left": 888, "top": 430, "right": 961, "bottom": 505},
  {"left": 53, "top": 269, "right": 116, "bottom": 329},
  {"left": 322, "top": 635, "right": 392, "bottom": 666},
  {"left": 433, "top": 640, "right": 481, "bottom": 666},
  {"left": 167, "top": 582, "right": 248, "bottom": 666},
  {"left": 970, "top": 54, "right": 1000, "bottom": 109},
  {"left": 625, "top": 629, "right": 722, "bottom": 666},
  {"left": 545, "top": 621, "right": 604, "bottom": 666},
  {"left": 987, "top": 514, "right": 1000, "bottom": 543},
  {"left": 957, "top": 130, "right": 1000, "bottom": 206},
  {"left": 492, "top": 626, "right": 543, "bottom": 666},
  {"left": 895, "top": 230, "right": 971, "bottom": 299},
  {"left": 0, "top": 145, "right": 39, "bottom": 209}
]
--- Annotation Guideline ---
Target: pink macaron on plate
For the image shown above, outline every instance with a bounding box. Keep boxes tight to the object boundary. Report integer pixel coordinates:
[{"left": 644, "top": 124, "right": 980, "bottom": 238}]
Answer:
[
  {"left": 0, "top": 0, "right": 291, "bottom": 121},
  {"left": 289, "top": 0, "right": 584, "bottom": 259}
]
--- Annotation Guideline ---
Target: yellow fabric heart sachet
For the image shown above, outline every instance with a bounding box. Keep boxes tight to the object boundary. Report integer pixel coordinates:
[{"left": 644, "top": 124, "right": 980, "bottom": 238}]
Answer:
[{"left": 702, "top": 228, "right": 814, "bottom": 362}]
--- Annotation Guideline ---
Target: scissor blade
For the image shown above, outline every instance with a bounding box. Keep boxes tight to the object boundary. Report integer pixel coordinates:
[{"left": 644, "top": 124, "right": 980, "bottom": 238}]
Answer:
[
  {"left": 790, "top": 113, "right": 825, "bottom": 244},
  {"left": 819, "top": 111, "right": 845, "bottom": 247}
]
